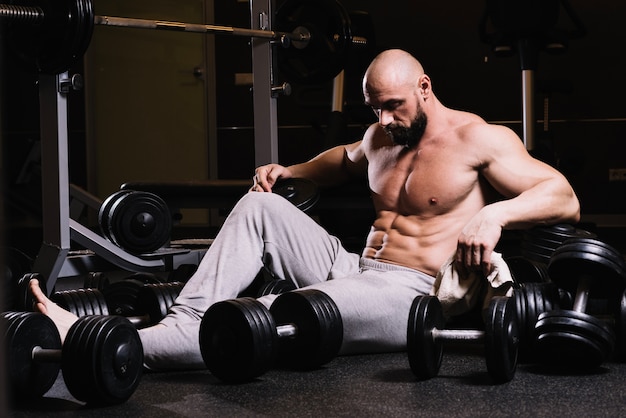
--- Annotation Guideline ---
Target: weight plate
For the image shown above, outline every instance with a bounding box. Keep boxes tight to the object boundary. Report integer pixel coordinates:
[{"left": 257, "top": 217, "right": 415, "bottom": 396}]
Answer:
[
  {"left": 99, "top": 190, "right": 132, "bottom": 243},
  {"left": 276, "top": 0, "right": 352, "bottom": 84},
  {"left": 549, "top": 248, "right": 626, "bottom": 298},
  {"left": 484, "top": 296, "right": 518, "bottom": 383},
  {"left": 535, "top": 309, "right": 615, "bottom": 370},
  {"left": 62, "top": 315, "right": 143, "bottom": 405},
  {"left": 272, "top": 178, "right": 320, "bottom": 212},
  {"left": 2, "top": 311, "right": 62, "bottom": 400},
  {"left": 200, "top": 297, "right": 277, "bottom": 383},
  {"left": 256, "top": 279, "right": 297, "bottom": 297},
  {"left": 506, "top": 256, "right": 548, "bottom": 285},
  {"left": 17, "top": 272, "right": 47, "bottom": 311},
  {"left": 136, "top": 282, "right": 182, "bottom": 326},
  {"left": 102, "top": 277, "right": 159, "bottom": 317},
  {"left": 513, "top": 288, "right": 530, "bottom": 361},
  {"left": 83, "top": 271, "right": 110, "bottom": 290},
  {"left": 407, "top": 296, "right": 445, "bottom": 380},
  {"left": 270, "top": 289, "right": 342, "bottom": 369},
  {"left": 7, "top": 0, "right": 95, "bottom": 74}
]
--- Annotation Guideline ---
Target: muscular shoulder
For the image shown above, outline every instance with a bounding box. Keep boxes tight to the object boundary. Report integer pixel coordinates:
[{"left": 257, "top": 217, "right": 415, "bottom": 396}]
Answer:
[{"left": 456, "top": 118, "right": 526, "bottom": 166}]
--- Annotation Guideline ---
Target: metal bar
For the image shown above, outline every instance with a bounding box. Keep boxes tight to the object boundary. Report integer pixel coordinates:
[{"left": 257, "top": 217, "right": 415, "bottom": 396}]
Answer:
[
  {"left": 32, "top": 73, "right": 71, "bottom": 295},
  {"left": 251, "top": 0, "right": 279, "bottom": 165},
  {"left": 94, "top": 15, "right": 286, "bottom": 40},
  {"left": 0, "top": 4, "right": 305, "bottom": 44},
  {"left": 521, "top": 69, "right": 535, "bottom": 151}
]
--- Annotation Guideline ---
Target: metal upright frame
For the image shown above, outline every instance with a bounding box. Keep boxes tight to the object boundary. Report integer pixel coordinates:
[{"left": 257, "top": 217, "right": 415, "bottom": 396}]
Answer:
[{"left": 31, "top": 0, "right": 282, "bottom": 294}]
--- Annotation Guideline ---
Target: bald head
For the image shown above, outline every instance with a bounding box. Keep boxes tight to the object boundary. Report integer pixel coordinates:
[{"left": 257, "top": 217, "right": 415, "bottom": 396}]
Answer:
[{"left": 363, "top": 49, "right": 425, "bottom": 95}]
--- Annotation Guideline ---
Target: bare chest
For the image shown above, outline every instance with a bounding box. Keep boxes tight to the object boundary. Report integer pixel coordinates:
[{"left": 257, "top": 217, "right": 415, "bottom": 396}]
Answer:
[{"left": 367, "top": 145, "right": 481, "bottom": 215}]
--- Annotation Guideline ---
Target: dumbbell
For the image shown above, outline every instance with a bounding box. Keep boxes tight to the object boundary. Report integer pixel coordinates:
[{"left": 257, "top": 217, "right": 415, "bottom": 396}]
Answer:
[
  {"left": 2, "top": 311, "right": 143, "bottom": 405},
  {"left": 199, "top": 289, "right": 343, "bottom": 383},
  {"left": 51, "top": 281, "right": 183, "bottom": 328},
  {"left": 407, "top": 295, "right": 519, "bottom": 383},
  {"left": 98, "top": 189, "right": 172, "bottom": 254},
  {"left": 535, "top": 237, "right": 626, "bottom": 369},
  {"left": 513, "top": 282, "right": 572, "bottom": 362}
]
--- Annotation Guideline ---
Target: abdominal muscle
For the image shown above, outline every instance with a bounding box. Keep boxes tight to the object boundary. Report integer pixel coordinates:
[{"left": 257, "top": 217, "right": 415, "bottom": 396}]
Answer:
[{"left": 361, "top": 210, "right": 467, "bottom": 276}]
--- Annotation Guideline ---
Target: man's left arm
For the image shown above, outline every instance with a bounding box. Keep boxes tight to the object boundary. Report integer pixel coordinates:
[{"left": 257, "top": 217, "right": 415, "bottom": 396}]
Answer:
[{"left": 457, "top": 124, "right": 580, "bottom": 273}]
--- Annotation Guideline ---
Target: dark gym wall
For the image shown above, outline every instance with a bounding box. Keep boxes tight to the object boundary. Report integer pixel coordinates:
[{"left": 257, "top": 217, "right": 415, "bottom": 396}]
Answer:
[{"left": 215, "top": 0, "right": 626, "bottom": 222}]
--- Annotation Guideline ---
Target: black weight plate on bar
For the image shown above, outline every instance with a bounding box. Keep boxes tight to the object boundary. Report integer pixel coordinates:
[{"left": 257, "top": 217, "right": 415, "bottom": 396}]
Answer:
[
  {"left": 62, "top": 315, "right": 143, "bottom": 405},
  {"left": 2, "top": 311, "right": 61, "bottom": 400},
  {"left": 102, "top": 276, "right": 160, "bottom": 317},
  {"left": 549, "top": 247, "right": 626, "bottom": 298},
  {"left": 99, "top": 190, "right": 131, "bottom": 242},
  {"left": 272, "top": 178, "right": 320, "bottom": 212},
  {"left": 52, "top": 288, "right": 109, "bottom": 316},
  {"left": 560, "top": 238, "right": 626, "bottom": 271},
  {"left": 17, "top": 272, "right": 47, "bottom": 311},
  {"left": 84, "top": 271, "right": 110, "bottom": 290},
  {"left": 304, "top": 289, "right": 343, "bottom": 368},
  {"left": 276, "top": 0, "right": 352, "bottom": 85},
  {"left": 506, "top": 256, "right": 549, "bottom": 285},
  {"left": 7, "top": 0, "right": 94, "bottom": 74},
  {"left": 270, "top": 289, "right": 342, "bottom": 369},
  {"left": 484, "top": 296, "right": 518, "bottom": 383},
  {"left": 200, "top": 297, "right": 277, "bottom": 383},
  {"left": 407, "top": 296, "right": 444, "bottom": 380},
  {"left": 136, "top": 282, "right": 182, "bottom": 325},
  {"left": 513, "top": 288, "right": 530, "bottom": 361},
  {"left": 535, "top": 310, "right": 615, "bottom": 370},
  {"left": 256, "top": 279, "right": 297, "bottom": 297},
  {"left": 106, "top": 190, "right": 172, "bottom": 254}
]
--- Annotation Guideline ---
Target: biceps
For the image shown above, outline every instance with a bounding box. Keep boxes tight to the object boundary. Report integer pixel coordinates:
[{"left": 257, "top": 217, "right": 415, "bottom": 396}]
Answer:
[{"left": 484, "top": 155, "right": 561, "bottom": 197}]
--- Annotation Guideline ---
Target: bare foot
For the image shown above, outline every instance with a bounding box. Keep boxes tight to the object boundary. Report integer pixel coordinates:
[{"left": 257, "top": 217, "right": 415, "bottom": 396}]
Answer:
[{"left": 29, "top": 278, "right": 78, "bottom": 343}]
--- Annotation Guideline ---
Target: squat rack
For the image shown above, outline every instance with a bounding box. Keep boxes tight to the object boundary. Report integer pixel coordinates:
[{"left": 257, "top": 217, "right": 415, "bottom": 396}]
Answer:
[{"left": 30, "top": 0, "right": 281, "bottom": 293}]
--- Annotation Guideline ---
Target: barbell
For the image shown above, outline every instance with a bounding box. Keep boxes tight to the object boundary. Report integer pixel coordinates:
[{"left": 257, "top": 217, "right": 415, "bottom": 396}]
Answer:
[{"left": 1, "top": 0, "right": 369, "bottom": 81}]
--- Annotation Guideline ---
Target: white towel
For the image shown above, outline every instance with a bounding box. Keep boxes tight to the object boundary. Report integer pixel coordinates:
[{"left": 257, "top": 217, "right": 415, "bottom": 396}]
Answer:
[{"left": 430, "top": 252, "right": 514, "bottom": 319}]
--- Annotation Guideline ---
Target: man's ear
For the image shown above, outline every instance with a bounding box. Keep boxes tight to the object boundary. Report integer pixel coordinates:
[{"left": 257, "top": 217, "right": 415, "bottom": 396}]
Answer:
[{"left": 419, "top": 75, "right": 432, "bottom": 99}]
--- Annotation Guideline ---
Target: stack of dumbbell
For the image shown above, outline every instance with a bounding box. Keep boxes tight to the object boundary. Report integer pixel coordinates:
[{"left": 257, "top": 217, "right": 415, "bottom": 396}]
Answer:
[{"left": 508, "top": 225, "right": 626, "bottom": 370}]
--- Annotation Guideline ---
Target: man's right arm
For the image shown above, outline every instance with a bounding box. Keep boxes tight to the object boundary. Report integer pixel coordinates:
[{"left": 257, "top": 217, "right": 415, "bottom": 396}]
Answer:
[{"left": 253, "top": 140, "right": 367, "bottom": 191}]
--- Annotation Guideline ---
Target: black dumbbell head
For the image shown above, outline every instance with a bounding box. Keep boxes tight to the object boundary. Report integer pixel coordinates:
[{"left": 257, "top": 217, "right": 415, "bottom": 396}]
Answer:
[
  {"left": 2, "top": 311, "right": 61, "bottom": 401},
  {"left": 269, "top": 289, "right": 343, "bottom": 370},
  {"left": 200, "top": 297, "right": 277, "bottom": 383},
  {"left": 62, "top": 315, "right": 143, "bottom": 405},
  {"left": 407, "top": 295, "right": 445, "bottom": 380}
]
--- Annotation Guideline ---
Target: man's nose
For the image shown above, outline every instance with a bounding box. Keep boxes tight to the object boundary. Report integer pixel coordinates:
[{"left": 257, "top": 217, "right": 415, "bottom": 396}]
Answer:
[{"left": 379, "top": 110, "right": 394, "bottom": 126}]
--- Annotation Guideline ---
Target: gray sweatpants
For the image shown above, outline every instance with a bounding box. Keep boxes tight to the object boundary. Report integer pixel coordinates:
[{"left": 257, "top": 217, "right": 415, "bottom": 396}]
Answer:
[{"left": 139, "top": 192, "right": 434, "bottom": 370}]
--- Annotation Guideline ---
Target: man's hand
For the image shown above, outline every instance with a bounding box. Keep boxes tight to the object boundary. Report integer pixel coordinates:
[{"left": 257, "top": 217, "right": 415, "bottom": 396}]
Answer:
[
  {"left": 456, "top": 207, "right": 504, "bottom": 276},
  {"left": 251, "top": 164, "right": 293, "bottom": 192}
]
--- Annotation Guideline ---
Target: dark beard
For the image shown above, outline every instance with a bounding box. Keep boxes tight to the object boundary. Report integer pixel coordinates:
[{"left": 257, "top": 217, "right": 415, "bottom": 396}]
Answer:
[{"left": 384, "top": 111, "right": 427, "bottom": 148}]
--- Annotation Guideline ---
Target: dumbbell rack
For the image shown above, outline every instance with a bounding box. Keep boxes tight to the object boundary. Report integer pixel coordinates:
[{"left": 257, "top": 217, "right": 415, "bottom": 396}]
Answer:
[{"left": 31, "top": 73, "right": 206, "bottom": 295}]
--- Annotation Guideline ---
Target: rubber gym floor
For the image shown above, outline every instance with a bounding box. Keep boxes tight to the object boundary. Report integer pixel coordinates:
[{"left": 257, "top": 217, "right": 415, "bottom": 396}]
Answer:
[{"left": 7, "top": 345, "right": 626, "bottom": 417}]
